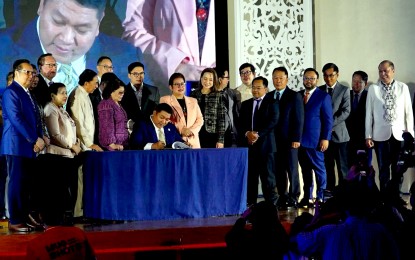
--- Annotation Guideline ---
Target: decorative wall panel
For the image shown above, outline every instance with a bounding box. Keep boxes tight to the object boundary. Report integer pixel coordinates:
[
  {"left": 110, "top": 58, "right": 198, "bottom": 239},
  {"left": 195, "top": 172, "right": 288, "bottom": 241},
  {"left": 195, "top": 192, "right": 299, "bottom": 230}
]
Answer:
[{"left": 238, "top": 0, "right": 313, "bottom": 90}]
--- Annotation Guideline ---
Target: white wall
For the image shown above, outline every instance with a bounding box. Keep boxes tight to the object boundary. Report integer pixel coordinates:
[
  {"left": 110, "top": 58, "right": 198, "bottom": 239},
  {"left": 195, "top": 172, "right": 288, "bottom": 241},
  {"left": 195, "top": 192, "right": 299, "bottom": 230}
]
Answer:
[
  {"left": 315, "top": 0, "right": 415, "bottom": 192},
  {"left": 315, "top": 0, "right": 415, "bottom": 87}
]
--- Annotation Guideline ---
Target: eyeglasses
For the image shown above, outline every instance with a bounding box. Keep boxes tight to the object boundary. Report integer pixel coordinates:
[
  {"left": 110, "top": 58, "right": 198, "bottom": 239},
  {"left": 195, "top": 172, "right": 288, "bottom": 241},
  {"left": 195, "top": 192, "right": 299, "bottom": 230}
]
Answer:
[
  {"left": 18, "top": 69, "right": 36, "bottom": 76},
  {"left": 43, "top": 63, "right": 57, "bottom": 68},
  {"left": 98, "top": 65, "right": 114, "bottom": 70},
  {"left": 303, "top": 77, "right": 317, "bottom": 81},
  {"left": 130, "top": 72, "right": 145, "bottom": 77},
  {"left": 252, "top": 87, "right": 266, "bottom": 91},
  {"left": 240, "top": 71, "right": 252, "bottom": 76},
  {"left": 172, "top": 82, "right": 185, "bottom": 87},
  {"left": 323, "top": 73, "right": 337, "bottom": 79}
]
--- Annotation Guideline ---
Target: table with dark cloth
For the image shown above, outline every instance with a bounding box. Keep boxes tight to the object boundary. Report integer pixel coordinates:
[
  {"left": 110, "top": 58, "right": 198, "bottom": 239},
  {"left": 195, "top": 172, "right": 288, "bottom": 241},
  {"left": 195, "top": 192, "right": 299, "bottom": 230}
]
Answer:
[{"left": 83, "top": 148, "right": 248, "bottom": 221}]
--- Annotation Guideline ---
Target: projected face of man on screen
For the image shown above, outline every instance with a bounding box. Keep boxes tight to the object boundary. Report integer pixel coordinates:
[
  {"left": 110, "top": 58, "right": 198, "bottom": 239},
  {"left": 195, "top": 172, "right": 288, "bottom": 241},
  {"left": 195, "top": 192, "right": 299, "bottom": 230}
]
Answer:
[{"left": 37, "top": 0, "right": 103, "bottom": 65}]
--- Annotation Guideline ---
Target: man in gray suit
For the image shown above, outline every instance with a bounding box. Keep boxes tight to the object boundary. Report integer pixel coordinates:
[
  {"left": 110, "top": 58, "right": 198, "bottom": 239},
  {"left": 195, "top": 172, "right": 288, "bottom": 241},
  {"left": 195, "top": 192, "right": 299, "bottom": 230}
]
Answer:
[{"left": 319, "top": 63, "right": 350, "bottom": 192}]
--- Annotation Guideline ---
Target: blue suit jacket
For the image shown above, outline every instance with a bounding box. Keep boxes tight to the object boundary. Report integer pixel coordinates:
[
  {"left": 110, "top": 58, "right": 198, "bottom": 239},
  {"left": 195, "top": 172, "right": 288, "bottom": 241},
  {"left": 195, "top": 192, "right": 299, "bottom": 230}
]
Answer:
[
  {"left": 0, "top": 81, "right": 43, "bottom": 158},
  {"left": 130, "top": 118, "right": 184, "bottom": 150},
  {"left": 300, "top": 88, "right": 333, "bottom": 149},
  {"left": 0, "top": 19, "right": 144, "bottom": 95}
]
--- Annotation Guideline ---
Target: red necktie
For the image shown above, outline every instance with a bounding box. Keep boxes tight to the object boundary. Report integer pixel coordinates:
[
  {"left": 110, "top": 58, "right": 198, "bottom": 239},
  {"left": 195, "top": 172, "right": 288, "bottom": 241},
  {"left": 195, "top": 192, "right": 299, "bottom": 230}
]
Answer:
[{"left": 304, "top": 92, "right": 310, "bottom": 104}]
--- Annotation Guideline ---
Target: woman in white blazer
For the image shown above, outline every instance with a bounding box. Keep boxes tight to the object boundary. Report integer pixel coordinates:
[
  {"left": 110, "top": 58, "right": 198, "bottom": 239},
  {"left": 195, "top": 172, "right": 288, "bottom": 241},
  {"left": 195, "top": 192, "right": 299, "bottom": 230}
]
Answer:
[
  {"left": 42, "top": 83, "right": 82, "bottom": 225},
  {"left": 159, "top": 73, "right": 204, "bottom": 148}
]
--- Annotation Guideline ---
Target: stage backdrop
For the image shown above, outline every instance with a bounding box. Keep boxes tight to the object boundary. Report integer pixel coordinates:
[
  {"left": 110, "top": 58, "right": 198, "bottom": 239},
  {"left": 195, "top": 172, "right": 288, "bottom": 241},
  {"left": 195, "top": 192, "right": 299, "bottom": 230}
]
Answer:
[
  {"left": 0, "top": 0, "right": 218, "bottom": 96},
  {"left": 227, "top": 0, "right": 314, "bottom": 91}
]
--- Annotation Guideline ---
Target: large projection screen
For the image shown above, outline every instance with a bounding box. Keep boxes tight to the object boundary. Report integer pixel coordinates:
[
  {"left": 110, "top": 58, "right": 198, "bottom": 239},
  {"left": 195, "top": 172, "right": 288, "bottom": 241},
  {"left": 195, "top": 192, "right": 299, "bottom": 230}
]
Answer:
[{"left": 0, "top": 0, "right": 219, "bottom": 96}]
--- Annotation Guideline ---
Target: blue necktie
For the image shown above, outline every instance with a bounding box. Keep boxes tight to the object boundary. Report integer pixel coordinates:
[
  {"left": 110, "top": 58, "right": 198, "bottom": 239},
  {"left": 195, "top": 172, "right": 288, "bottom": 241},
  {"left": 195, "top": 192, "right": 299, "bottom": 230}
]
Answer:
[
  {"left": 353, "top": 93, "right": 359, "bottom": 111},
  {"left": 252, "top": 99, "right": 260, "bottom": 130},
  {"left": 274, "top": 91, "right": 280, "bottom": 102}
]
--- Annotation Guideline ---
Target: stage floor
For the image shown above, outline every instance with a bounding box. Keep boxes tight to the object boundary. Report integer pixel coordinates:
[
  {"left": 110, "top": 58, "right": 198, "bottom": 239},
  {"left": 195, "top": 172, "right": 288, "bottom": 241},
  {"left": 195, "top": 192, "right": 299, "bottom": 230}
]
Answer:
[{"left": 0, "top": 195, "right": 411, "bottom": 259}]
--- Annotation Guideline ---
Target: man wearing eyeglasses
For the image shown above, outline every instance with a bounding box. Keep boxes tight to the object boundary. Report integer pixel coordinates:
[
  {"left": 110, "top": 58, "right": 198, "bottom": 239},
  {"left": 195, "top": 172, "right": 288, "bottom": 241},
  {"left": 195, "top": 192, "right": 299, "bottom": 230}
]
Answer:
[
  {"left": 1, "top": 59, "right": 46, "bottom": 232},
  {"left": 319, "top": 63, "right": 350, "bottom": 194},
  {"left": 96, "top": 56, "right": 114, "bottom": 84},
  {"left": 31, "top": 53, "right": 57, "bottom": 108},
  {"left": 121, "top": 62, "right": 160, "bottom": 127},
  {"left": 346, "top": 71, "right": 372, "bottom": 169},
  {"left": 236, "top": 63, "right": 256, "bottom": 102},
  {"left": 298, "top": 68, "right": 333, "bottom": 208}
]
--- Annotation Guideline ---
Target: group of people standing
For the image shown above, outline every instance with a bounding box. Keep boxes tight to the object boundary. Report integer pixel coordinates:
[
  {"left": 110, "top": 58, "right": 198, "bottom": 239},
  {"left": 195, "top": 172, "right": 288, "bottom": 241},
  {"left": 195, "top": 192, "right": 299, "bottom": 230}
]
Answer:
[
  {"left": 232, "top": 60, "right": 414, "bottom": 212},
  {"left": 0, "top": 54, "right": 413, "bottom": 233}
]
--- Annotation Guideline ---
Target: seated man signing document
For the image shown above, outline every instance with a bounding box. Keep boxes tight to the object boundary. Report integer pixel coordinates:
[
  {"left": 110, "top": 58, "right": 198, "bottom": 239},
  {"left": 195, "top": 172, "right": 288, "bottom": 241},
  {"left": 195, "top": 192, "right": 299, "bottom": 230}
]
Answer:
[{"left": 130, "top": 103, "right": 189, "bottom": 150}]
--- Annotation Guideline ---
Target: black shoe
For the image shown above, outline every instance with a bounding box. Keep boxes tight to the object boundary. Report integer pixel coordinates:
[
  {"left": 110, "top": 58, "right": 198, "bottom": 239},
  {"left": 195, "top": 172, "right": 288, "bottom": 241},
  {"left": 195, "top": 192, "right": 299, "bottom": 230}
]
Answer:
[
  {"left": 323, "top": 190, "right": 333, "bottom": 200},
  {"left": 298, "top": 198, "right": 314, "bottom": 209},
  {"left": 277, "top": 197, "right": 288, "bottom": 210},
  {"left": 62, "top": 211, "right": 74, "bottom": 226},
  {"left": 9, "top": 223, "right": 34, "bottom": 233},
  {"left": 27, "top": 212, "right": 46, "bottom": 231},
  {"left": 286, "top": 198, "right": 298, "bottom": 208}
]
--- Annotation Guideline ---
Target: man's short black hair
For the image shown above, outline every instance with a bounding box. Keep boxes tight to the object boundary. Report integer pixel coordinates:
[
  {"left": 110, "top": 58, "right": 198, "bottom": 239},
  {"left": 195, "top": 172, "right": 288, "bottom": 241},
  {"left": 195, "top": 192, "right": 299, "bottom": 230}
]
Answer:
[
  {"left": 272, "top": 66, "right": 288, "bottom": 77},
  {"left": 252, "top": 76, "right": 268, "bottom": 88},
  {"left": 13, "top": 59, "right": 31, "bottom": 71},
  {"left": 154, "top": 103, "right": 173, "bottom": 115},
  {"left": 303, "top": 68, "right": 319, "bottom": 79},
  {"left": 43, "top": 0, "right": 106, "bottom": 19},
  {"left": 37, "top": 53, "right": 53, "bottom": 67},
  {"left": 128, "top": 62, "right": 145, "bottom": 74},
  {"left": 239, "top": 63, "right": 255, "bottom": 74},
  {"left": 78, "top": 69, "right": 97, "bottom": 85},
  {"left": 322, "top": 63, "right": 339, "bottom": 73},
  {"left": 97, "top": 56, "right": 112, "bottom": 65},
  {"left": 352, "top": 70, "right": 369, "bottom": 83}
]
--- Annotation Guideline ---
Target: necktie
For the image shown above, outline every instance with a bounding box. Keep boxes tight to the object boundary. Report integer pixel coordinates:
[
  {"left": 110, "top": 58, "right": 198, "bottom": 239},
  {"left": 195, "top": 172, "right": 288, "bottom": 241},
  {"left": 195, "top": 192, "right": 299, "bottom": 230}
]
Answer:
[
  {"left": 48, "top": 81, "right": 54, "bottom": 86},
  {"left": 60, "top": 64, "right": 77, "bottom": 95},
  {"left": 26, "top": 91, "right": 36, "bottom": 110},
  {"left": 252, "top": 99, "right": 260, "bottom": 130},
  {"left": 158, "top": 128, "right": 166, "bottom": 144},
  {"left": 328, "top": 87, "right": 333, "bottom": 96},
  {"left": 60, "top": 64, "right": 73, "bottom": 85},
  {"left": 304, "top": 92, "right": 310, "bottom": 104},
  {"left": 274, "top": 91, "right": 280, "bottom": 102},
  {"left": 353, "top": 93, "right": 359, "bottom": 111}
]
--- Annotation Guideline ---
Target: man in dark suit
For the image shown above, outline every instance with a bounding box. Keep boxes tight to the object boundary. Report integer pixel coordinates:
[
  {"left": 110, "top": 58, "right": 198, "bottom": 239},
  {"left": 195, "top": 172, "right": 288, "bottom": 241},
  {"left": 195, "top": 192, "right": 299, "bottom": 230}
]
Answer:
[
  {"left": 238, "top": 76, "right": 279, "bottom": 207},
  {"left": 298, "top": 68, "right": 333, "bottom": 208},
  {"left": 346, "top": 70, "right": 372, "bottom": 167},
  {"left": 31, "top": 53, "right": 57, "bottom": 108},
  {"left": 319, "top": 63, "right": 350, "bottom": 192},
  {"left": 130, "top": 103, "right": 184, "bottom": 150},
  {"left": 0, "top": 0, "right": 144, "bottom": 97},
  {"left": 267, "top": 67, "right": 304, "bottom": 208},
  {"left": 0, "top": 59, "right": 46, "bottom": 232},
  {"left": 121, "top": 62, "right": 160, "bottom": 126}
]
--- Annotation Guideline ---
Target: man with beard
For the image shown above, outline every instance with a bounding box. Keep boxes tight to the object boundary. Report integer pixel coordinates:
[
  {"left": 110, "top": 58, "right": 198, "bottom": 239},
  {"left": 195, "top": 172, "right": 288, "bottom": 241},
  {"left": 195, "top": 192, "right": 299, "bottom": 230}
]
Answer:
[{"left": 298, "top": 68, "right": 333, "bottom": 208}]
